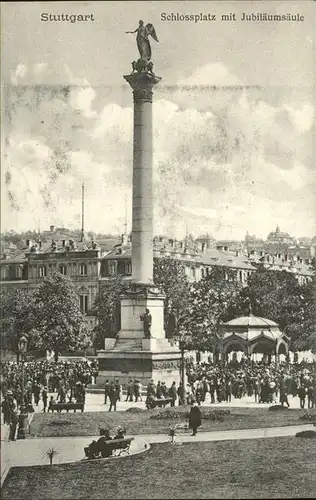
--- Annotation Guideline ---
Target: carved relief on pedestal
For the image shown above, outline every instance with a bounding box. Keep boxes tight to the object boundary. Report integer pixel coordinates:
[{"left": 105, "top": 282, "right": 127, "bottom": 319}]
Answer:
[{"left": 152, "top": 359, "right": 181, "bottom": 371}]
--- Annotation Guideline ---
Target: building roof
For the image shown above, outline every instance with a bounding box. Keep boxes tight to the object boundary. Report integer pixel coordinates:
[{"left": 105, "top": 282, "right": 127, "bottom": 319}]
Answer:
[
  {"left": 201, "top": 249, "right": 256, "bottom": 271},
  {"left": 0, "top": 251, "right": 28, "bottom": 264},
  {"left": 224, "top": 315, "right": 279, "bottom": 328},
  {"left": 222, "top": 329, "right": 283, "bottom": 342},
  {"left": 222, "top": 315, "right": 284, "bottom": 344}
]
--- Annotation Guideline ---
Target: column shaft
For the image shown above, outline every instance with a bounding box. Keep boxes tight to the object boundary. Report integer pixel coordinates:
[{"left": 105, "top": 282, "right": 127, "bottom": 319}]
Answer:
[{"left": 132, "top": 98, "right": 153, "bottom": 283}]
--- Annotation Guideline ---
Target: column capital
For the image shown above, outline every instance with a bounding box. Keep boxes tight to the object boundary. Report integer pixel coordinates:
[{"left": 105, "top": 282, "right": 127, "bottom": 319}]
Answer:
[{"left": 124, "top": 72, "right": 162, "bottom": 103}]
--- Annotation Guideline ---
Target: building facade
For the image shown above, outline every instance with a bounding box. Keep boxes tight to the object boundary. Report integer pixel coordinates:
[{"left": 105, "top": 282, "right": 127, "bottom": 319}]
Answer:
[{"left": 1, "top": 230, "right": 314, "bottom": 337}]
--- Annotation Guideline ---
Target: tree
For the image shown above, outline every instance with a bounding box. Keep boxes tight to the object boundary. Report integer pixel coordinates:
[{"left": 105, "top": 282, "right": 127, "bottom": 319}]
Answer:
[
  {"left": 153, "top": 257, "right": 191, "bottom": 337},
  {"left": 31, "top": 273, "right": 91, "bottom": 362},
  {"left": 188, "top": 268, "right": 242, "bottom": 352},
  {"left": 234, "top": 267, "right": 316, "bottom": 352},
  {"left": 0, "top": 289, "right": 37, "bottom": 358},
  {"left": 92, "top": 275, "right": 128, "bottom": 347}
]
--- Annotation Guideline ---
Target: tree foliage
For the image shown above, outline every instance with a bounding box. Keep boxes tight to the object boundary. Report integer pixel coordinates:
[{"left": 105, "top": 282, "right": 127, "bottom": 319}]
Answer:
[
  {"left": 31, "top": 273, "right": 91, "bottom": 361},
  {"left": 0, "top": 289, "right": 37, "bottom": 355},
  {"left": 232, "top": 267, "right": 315, "bottom": 351},
  {"left": 187, "top": 268, "right": 242, "bottom": 351},
  {"left": 153, "top": 257, "right": 191, "bottom": 336},
  {"left": 92, "top": 275, "right": 128, "bottom": 346}
]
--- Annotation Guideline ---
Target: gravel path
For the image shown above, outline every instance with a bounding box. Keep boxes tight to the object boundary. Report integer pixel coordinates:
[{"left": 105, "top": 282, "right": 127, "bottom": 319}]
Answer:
[{"left": 1, "top": 423, "right": 314, "bottom": 485}]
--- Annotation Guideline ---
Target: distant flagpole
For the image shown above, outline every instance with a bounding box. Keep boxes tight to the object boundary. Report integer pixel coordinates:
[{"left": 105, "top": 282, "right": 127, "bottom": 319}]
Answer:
[{"left": 81, "top": 183, "right": 85, "bottom": 242}]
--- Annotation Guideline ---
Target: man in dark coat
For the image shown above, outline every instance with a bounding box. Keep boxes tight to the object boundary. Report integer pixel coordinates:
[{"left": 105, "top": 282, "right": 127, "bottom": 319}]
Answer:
[
  {"left": 298, "top": 385, "right": 306, "bottom": 408},
  {"left": 33, "top": 383, "right": 41, "bottom": 406},
  {"left": 125, "top": 380, "right": 134, "bottom": 402},
  {"left": 134, "top": 380, "right": 142, "bottom": 402},
  {"left": 104, "top": 380, "right": 110, "bottom": 404},
  {"left": 84, "top": 429, "right": 112, "bottom": 459},
  {"left": 156, "top": 381, "right": 163, "bottom": 399},
  {"left": 108, "top": 382, "right": 117, "bottom": 412},
  {"left": 189, "top": 403, "right": 202, "bottom": 436},
  {"left": 9, "top": 405, "right": 19, "bottom": 441},
  {"left": 168, "top": 381, "right": 177, "bottom": 407},
  {"left": 177, "top": 382, "right": 185, "bottom": 406},
  {"left": 115, "top": 380, "right": 121, "bottom": 402},
  {"left": 42, "top": 387, "right": 48, "bottom": 413}
]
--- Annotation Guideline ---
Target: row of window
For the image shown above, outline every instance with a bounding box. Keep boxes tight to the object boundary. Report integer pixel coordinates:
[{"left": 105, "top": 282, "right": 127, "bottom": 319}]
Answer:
[
  {"left": 38, "top": 264, "right": 88, "bottom": 277},
  {"left": 108, "top": 262, "right": 132, "bottom": 275}
]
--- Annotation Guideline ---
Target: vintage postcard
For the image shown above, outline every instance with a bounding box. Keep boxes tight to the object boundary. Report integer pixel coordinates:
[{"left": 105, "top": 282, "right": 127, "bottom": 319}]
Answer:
[{"left": 1, "top": 1, "right": 315, "bottom": 498}]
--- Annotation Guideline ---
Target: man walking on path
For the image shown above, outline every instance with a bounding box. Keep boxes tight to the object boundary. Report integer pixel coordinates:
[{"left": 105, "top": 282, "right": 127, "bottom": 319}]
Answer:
[
  {"left": 115, "top": 380, "right": 121, "bottom": 402},
  {"left": 298, "top": 386, "right": 306, "bottom": 409},
  {"left": 169, "top": 381, "right": 177, "bottom": 407},
  {"left": 125, "top": 380, "right": 134, "bottom": 402},
  {"left": 42, "top": 387, "right": 48, "bottom": 413},
  {"left": 134, "top": 380, "right": 142, "bottom": 402},
  {"left": 9, "top": 406, "right": 18, "bottom": 441},
  {"left": 177, "top": 382, "right": 185, "bottom": 406},
  {"left": 189, "top": 402, "right": 202, "bottom": 436}
]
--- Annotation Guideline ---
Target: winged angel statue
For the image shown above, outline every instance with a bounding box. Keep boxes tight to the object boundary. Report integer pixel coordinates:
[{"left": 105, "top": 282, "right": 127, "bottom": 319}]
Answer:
[{"left": 126, "top": 20, "right": 159, "bottom": 74}]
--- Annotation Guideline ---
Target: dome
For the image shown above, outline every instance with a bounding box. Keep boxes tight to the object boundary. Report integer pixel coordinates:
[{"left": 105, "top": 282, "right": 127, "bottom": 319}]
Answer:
[
  {"left": 222, "top": 315, "right": 283, "bottom": 343},
  {"left": 225, "top": 315, "right": 278, "bottom": 328}
]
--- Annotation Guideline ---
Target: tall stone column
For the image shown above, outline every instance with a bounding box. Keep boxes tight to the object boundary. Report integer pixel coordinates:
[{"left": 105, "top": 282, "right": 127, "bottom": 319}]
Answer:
[
  {"left": 96, "top": 65, "right": 181, "bottom": 388},
  {"left": 123, "top": 72, "right": 161, "bottom": 285}
]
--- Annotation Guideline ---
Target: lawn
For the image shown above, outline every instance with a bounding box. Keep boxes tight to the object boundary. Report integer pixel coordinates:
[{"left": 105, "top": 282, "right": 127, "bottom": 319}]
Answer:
[
  {"left": 2, "top": 437, "right": 316, "bottom": 499},
  {"left": 28, "top": 406, "right": 314, "bottom": 438}
]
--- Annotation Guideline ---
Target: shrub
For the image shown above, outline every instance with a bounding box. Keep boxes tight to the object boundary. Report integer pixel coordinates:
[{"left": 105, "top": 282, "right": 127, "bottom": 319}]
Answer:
[
  {"left": 150, "top": 408, "right": 230, "bottom": 421},
  {"left": 125, "top": 407, "right": 145, "bottom": 413},
  {"left": 299, "top": 413, "right": 316, "bottom": 422},
  {"left": 45, "top": 447, "right": 59, "bottom": 466},
  {"left": 295, "top": 430, "right": 316, "bottom": 438},
  {"left": 268, "top": 405, "right": 288, "bottom": 411},
  {"left": 48, "top": 420, "right": 74, "bottom": 426}
]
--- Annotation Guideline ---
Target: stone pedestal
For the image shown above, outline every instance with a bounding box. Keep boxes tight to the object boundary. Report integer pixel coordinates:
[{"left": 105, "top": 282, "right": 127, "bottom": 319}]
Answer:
[{"left": 97, "top": 285, "right": 182, "bottom": 387}]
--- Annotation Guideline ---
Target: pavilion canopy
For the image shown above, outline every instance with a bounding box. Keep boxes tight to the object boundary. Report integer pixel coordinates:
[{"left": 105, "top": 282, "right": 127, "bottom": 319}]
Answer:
[{"left": 219, "top": 315, "right": 289, "bottom": 356}]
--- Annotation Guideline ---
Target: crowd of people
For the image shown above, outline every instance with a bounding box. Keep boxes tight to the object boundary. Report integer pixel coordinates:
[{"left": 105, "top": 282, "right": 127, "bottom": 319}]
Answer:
[
  {"left": 0, "top": 359, "right": 99, "bottom": 438},
  {"left": 2, "top": 356, "right": 316, "bottom": 440},
  {"left": 184, "top": 358, "right": 316, "bottom": 409}
]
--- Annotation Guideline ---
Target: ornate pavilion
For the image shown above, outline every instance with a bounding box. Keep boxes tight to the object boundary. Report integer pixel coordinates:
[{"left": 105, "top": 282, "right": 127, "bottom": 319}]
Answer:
[{"left": 218, "top": 314, "right": 289, "bottom": 364}]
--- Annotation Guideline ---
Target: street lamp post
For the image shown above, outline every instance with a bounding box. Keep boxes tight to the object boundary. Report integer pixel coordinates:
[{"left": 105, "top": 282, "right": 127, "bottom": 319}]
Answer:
[
  {"left": 175, "top": 329, "right": 191, "bottom": 395},
  {"left": 17, "top": 335, "right": 28, "bottom": 440},
  {"left": 180, "top": 339, "right": 185, "bottom": 391}
]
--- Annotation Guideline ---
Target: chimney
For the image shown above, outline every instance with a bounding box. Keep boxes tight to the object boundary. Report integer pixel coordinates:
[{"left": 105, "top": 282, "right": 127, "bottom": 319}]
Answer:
[
  {"left": 62, "top": 239, "right": 66, "bottom": 247},
  {"left": 50, "top": 225, "right": 55, "bottom": 232},
  {"left": 39, "top": 240, "right": 42, "bottom": 250},
  {"left": 201, "top": 242, "right": 206, "bottom": 253},
  {"left": 26, "top": 239, "right": 31, "bottom": 248},
  {"left": 235, "top": 250, "right": 239, "bottom": 257},
  {"left": 121, "top": 233, "right": 128, "bottom": 246}
]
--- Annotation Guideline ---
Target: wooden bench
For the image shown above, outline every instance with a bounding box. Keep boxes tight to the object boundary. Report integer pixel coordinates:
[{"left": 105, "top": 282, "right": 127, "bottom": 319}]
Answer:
[
  {"left": 146, "top": 397, "right": 173, "bottom": 409},
  {"left": 50, "top": 402, "right": 84, "bottom": 413},
  {"left": 85, "top": 437, "right": 134, "bottom": 460}
]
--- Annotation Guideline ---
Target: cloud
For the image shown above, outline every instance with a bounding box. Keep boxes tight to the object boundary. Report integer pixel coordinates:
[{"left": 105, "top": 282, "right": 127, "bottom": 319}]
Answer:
[
  {"left": 178, "top": 63, "right": 243, "bottom": 87},
  {"left": 2, "top": 63, "right": 315, "bottom": 239}
]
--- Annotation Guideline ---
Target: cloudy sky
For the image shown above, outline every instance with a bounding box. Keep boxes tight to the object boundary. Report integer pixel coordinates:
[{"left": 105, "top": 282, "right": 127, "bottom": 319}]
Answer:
[{"left": 1, "top": 1, "right": 315, "bottom": 239}]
